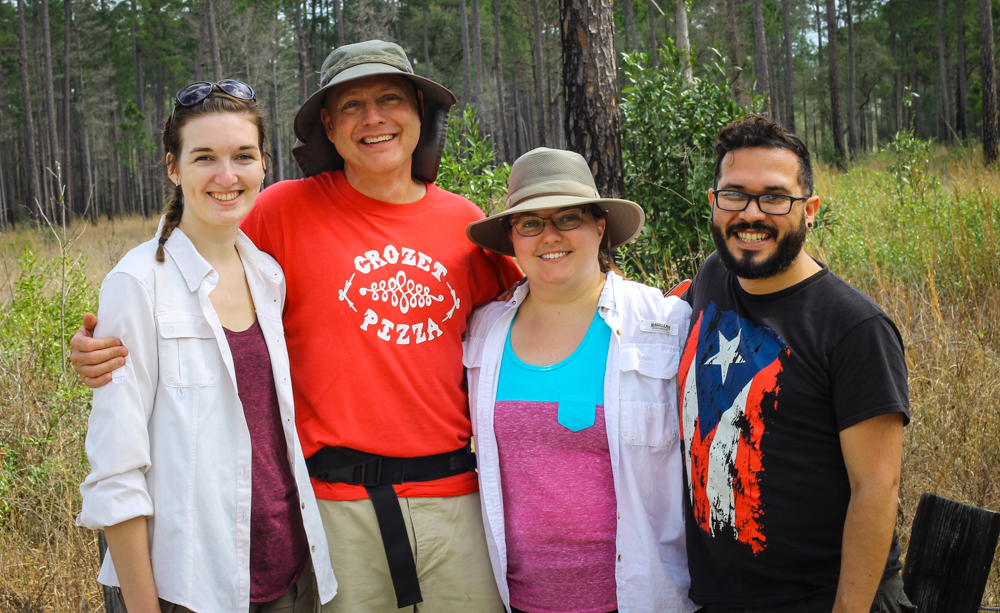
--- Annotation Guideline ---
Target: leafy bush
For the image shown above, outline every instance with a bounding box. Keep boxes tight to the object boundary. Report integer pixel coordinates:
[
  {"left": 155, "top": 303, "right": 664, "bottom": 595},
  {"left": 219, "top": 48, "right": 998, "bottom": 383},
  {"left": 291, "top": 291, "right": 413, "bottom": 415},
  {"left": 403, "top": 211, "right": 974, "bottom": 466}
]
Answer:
[
  {"left": 436, "top": 105, "right": 511, "bottom": 215},
  {"left": 619, "top": 42, "right": 760, "bottom": 285}
]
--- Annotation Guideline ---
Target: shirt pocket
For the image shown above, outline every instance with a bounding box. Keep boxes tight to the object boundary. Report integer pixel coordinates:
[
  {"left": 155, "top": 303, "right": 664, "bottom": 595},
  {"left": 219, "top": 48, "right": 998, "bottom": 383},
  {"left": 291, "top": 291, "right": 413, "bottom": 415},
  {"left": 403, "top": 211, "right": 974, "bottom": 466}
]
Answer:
[
  {"left": 619, "top": 343, "right": 680, "bottom": 447},
  {"left": 156, "top": 313, "right": 222, "bottom": 388}
]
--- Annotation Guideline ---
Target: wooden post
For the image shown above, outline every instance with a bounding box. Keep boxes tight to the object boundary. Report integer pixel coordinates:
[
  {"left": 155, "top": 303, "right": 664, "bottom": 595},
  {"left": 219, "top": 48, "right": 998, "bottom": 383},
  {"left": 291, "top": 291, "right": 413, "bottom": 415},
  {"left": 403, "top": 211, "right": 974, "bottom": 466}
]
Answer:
[
  {"left": 901, "top": 493, "right": 1000, "bottom": 613},
  {"left": 98, "top": 530, "right": 123, "bottom": 613}
]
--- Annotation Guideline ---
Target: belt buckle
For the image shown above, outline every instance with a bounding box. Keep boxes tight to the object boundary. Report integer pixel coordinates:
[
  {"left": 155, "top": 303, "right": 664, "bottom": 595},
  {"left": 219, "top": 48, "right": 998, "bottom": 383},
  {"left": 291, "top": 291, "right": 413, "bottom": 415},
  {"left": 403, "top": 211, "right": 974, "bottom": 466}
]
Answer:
[{"left": 355, "top": 458, "right": 382, "bottom": 487}]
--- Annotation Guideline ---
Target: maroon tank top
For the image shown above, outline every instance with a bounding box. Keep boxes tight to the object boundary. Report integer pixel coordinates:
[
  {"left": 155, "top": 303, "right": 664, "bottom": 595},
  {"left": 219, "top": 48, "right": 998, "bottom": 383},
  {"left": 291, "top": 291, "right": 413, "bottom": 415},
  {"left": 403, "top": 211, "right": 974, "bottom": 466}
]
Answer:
[{"left": 224, "top": 319, "right": 309, "bottom": 602}]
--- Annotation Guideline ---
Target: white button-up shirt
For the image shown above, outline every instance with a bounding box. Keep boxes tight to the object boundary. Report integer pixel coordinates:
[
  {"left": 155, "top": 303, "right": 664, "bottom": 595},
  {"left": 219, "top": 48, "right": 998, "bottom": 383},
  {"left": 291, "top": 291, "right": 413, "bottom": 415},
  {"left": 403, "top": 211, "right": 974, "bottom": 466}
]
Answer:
[
  {"left": 77, "top": 219, "right": 337, "bottom": 612},
  {"left": 464, "top": 272, "right": 698, "bottom": 613}
]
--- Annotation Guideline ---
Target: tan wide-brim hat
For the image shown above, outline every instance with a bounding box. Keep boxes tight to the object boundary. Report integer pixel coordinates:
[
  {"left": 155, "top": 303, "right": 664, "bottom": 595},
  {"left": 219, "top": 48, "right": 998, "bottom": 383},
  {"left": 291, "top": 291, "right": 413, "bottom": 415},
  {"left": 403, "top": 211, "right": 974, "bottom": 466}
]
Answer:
[
  {"left": 467, "top": 147, "right": 645, "bottom": 257},
  {"left": 292, "top": 39, "right": 458, "bottom": 182}
]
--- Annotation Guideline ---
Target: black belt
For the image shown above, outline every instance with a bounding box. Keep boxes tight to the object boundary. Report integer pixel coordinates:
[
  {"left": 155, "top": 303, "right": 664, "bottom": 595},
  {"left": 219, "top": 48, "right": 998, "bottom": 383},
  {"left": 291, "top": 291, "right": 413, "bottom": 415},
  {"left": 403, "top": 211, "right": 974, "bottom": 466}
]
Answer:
[{"left": 306, "top": 444, "right": 477, "bottom": 609}]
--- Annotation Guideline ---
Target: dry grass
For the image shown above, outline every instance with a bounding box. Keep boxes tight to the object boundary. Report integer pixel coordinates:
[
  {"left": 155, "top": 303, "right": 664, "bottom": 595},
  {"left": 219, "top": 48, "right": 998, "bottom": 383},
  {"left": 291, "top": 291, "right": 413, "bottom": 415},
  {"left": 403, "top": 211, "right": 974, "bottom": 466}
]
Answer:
[{"left": 1, "top": 145, "right": 999, "bottom": 609}]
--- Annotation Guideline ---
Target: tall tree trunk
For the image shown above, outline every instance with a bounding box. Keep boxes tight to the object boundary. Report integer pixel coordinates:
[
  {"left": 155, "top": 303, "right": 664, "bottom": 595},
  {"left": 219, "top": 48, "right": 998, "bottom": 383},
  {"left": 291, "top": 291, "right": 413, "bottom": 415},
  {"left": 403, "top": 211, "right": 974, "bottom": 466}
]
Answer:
[
  {"left": 296, "top": 0, "right": 308, "bottom": 105},
  {"left": 751, "top": 0, "right": 770, "bottom": 112},
  {"left": 270, "top": 55, "right": 284, "bottom": 182},
  {"left": 78, "top": 72, "right": 94, "bottom": 220},
  {"left": 335, "top": 0, "right": 346, "bottom": 47},
  {"left": 460, "top": 0, "right": 472, "bottom": 108},
  {"left": 675, "top": 0, "right": 693, "bottom": 87},
  {"left": 979, "top": 0, "right": 999, "bottom": 165},
  {"left": 647, "top": 0, "right": 658, "bottom": 66},
  {"left": 561, "top": 0, "right": 623, "bottom": 197},
  {"left": 63, "top": 0, "right": 72, "bottom": 220},
  {"left": 493, "top": 0, "right": 509, "bottom": 161},
  {"left": 511, "top": 70, "right": 522, "bottom": 156},
  {"left": 531, "top": 0, "right": 547, "bottom": 146},
  {"left": 129, "top": 0, "right": 149, "bottom": 217},
  {"left": 727, "top": 0, "right": 748, "bottom": 104},
  {"left": 207, "top": 0, "right": 222, "bottom": 80},
  {"left": 622, "top": 0, "right": 637, "bottom": 50},
  {"left": 955, "top": 0, "right": 967, "bottom": 138},
  {"left": 847, "top": 0, "right": 857, "bottom": 154},
  {"left": 826, "top": 0, "right": 846, "bottom": 169},
  {"left": 781, "top": 0, "right": 795, "bottom": 131},
  {"left": 937, "top": 0, "right": 952, "bottom": 141},
  {"left": 41, "top": 0, "right": 61, "bottom": 214},
  {"left": 423, "top": 0, "right": 430, "bottom": 77},
  {"left": 889, "top": 3, "right": 900, "bottom": 135},
  {"left": 16, "top": 0, "right": 39, "bottom": 219},
  {"left": 196, "top": 5, "right": 205, "bottom": 81},
  {"left": 471, "top": 0, "right": 485, "bottom": 112}
]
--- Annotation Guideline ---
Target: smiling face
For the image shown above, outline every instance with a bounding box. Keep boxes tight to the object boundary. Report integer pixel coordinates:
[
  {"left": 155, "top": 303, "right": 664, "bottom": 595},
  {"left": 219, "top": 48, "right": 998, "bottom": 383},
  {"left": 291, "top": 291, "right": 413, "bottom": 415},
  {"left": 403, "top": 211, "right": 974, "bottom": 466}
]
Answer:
[
  {"left": 168, "top": 112, "right": 265, "bottom": 233},
  {"left": 709, "top": 147, "right": 819, "bottom": 282},
  {"left": 320, "top": 74, "right": 422, "bottom": 183},
  {"left": 510, "top": 206, "right": 607, "bottom": 290}
]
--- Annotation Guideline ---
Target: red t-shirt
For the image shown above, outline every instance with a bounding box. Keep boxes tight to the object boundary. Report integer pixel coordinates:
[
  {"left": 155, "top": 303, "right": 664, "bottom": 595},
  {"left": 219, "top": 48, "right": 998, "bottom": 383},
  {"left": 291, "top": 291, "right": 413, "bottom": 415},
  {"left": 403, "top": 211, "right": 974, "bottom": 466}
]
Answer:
[{"left": 241, "top": 171, "right": 522, "bottom": 501}]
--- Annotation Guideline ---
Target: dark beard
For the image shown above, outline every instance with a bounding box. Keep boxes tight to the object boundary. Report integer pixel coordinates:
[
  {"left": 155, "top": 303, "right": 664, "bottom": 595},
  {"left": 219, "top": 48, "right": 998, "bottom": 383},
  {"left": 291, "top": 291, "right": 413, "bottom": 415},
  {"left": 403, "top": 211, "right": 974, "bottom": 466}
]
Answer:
[{"left": 711, "top": 215, "right": 807, "bottom": 281}]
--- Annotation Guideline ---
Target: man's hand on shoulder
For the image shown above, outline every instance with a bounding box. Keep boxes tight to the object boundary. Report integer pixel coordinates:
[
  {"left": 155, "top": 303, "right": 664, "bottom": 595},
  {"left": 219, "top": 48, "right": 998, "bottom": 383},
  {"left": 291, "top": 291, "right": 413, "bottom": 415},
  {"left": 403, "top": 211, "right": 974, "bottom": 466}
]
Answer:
[{"left": 70, "top": 313, "right": 127, "bottom": 388}]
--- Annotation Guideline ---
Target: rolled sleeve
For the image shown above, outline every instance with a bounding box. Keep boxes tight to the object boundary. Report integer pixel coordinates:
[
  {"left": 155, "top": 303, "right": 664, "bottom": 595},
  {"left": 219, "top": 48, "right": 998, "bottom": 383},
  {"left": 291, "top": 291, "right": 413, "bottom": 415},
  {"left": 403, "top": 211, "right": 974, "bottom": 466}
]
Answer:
[{"left": 77, "top": 271, "right": 159, "bottom": 530}]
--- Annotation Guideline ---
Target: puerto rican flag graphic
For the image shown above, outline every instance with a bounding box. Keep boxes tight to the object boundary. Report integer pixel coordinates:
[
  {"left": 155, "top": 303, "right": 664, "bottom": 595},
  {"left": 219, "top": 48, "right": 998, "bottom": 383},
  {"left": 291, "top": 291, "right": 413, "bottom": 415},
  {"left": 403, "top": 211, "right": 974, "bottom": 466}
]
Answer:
[{"left": 678, "top": 302, "right": 788, "bottom": 554}]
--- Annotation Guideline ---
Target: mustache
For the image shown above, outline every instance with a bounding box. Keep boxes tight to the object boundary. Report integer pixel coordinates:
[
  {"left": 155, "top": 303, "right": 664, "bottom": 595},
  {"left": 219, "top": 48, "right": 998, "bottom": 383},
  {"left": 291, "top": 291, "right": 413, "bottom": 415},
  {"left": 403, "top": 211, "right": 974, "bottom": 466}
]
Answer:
[{"left": 726, "top": 221, "right": 778, "bottom": 239}]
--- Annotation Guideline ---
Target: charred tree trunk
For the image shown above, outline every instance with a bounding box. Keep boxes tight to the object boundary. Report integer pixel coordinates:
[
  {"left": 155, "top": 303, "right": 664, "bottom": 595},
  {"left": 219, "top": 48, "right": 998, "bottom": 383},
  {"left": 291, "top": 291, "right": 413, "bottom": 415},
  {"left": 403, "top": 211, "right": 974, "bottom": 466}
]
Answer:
[
  {"left": 16, "top": 0, "right": 39, "bottom": 219},
  {"left": 471, "top": 0, "right": 485, "bottom": 112},
  {"left": 979, "top": 0, "right": 998, "bottom": 165},
  {"left": 493, "top": 0, "right": 509, "bottom": 161},
  {"left": 752, "top": 0, "right": 770, "bottom": 111},
  {"left": 459, "top": 0, "right": 472, "bottom": 108},
  {"left": 207, "top": 0, "right": 222, "bottom": 80},
  {"left": 675, "top": 0, "right": 693, "bottom": 87},
  {"left": 782, "top": 0, "right": 795, "bottom": 131},
  {"left": 955, "top": 0, "right": 967, "bottom": 138},
  {"left": 622, "top": 0, "right": 637, "bottom": 50},
  {"left": 561, "top": 0, "right": 623, "bottom": 197},
  {"left": 41, "top": 0, "right": 61, "bottom": 215},
  {"left": 531, "top": 0, "right": 547, "bottom": 146},
  {"left": 647, "top": 0, "right": 658, "bottom": 66},
  {"left": 847, "top": 0, "right": 857, "bottom": 155},
  {"left": 826, "top": 0, "right": 846, "bottom": 169},
  {"left": 937, "top": 0, "right": 952, "bottom": 141},
  {"left": 423, "top": 0, "right": 430, "bottom": 77},
  {"left": 727, "top": 0, "right": 748, "bottom": 104}
]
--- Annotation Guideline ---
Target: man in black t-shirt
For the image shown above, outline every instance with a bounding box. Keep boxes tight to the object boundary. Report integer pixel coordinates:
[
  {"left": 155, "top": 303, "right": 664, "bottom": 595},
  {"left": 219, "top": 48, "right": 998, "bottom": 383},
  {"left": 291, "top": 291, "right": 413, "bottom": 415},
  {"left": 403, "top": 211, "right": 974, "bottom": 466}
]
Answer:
[{"left": 679, "top": 115, "right": 915, "bottom": 613}]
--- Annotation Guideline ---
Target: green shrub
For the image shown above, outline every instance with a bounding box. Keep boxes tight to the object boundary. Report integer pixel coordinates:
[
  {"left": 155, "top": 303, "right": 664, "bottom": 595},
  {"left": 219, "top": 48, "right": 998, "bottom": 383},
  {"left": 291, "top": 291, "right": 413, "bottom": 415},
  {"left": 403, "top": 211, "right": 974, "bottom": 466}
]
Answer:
[
  {"left": 619, "top": 43, "right": 760, "bottom": 285},
  {"left": 437, "top": 105, "right": 511, "bottom": 215}
]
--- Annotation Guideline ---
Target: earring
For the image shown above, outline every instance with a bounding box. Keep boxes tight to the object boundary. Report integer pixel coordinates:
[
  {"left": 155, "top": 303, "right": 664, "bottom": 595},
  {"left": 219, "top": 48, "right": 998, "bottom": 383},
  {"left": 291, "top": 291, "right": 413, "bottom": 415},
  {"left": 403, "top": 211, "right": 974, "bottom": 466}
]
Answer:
[
  {"left": 174, "top": 179, "right": 180, "bottom": 187},
  {"left": 807, "top": 222, "right": 813, "bottom": 229}
]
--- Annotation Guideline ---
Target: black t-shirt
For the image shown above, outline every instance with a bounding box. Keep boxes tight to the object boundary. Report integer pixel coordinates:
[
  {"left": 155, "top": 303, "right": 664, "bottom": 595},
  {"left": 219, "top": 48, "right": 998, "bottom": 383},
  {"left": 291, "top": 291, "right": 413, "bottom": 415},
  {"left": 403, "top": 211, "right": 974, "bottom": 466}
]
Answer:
[{"left": 679, "top": 253, "right": 909, "bottom": 607}]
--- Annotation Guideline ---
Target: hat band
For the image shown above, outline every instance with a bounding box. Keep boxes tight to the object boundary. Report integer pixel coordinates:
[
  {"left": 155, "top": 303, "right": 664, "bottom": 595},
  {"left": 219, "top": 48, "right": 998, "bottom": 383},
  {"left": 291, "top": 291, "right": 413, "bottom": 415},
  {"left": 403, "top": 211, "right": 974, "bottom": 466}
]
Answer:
[
  {"left": 323, "top": 54, "right": 413, "bottom": 86},
  {"left": 506, "top": 179, "right": 601, "bottom": 208}
]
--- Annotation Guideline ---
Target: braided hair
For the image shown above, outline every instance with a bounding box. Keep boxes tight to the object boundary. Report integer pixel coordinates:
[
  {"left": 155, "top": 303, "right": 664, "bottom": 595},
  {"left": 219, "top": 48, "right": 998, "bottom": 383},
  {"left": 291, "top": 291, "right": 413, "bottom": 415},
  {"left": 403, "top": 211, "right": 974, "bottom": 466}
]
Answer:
[{"left": 156, "top": 92, "right": 268, "bottom": 263}]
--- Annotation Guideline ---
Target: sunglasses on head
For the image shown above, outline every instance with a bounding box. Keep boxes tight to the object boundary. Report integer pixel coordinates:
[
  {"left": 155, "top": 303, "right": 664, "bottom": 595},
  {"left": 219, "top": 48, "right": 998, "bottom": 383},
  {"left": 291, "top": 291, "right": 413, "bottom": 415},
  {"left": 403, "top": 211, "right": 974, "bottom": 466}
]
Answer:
[{"left": 169, "top": 79, "right": 255, "bottom": 123}]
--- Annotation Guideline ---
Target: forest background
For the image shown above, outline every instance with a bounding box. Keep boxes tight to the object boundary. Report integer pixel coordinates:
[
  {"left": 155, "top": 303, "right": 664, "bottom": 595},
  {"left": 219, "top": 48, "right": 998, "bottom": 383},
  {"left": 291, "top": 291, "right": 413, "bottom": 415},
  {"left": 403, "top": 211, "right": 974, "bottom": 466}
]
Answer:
[{"left": 1, "top": 0, "right": 1000, "bottom": 610}]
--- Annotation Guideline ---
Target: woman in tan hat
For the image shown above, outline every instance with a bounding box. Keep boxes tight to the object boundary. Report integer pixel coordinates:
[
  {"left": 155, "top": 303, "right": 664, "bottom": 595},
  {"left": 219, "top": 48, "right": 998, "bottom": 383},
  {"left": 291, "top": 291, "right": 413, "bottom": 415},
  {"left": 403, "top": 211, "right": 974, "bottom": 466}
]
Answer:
[{"left": 464, "top": 148, "right": 698, "bottom": 613}]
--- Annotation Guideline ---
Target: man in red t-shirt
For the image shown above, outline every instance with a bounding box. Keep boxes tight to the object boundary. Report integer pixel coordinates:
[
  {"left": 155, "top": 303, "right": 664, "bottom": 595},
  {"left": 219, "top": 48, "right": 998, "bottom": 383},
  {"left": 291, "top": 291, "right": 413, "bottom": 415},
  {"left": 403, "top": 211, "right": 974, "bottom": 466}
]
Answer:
[{"left": 72, "top": 41, "right": 520, "bottom": 613}]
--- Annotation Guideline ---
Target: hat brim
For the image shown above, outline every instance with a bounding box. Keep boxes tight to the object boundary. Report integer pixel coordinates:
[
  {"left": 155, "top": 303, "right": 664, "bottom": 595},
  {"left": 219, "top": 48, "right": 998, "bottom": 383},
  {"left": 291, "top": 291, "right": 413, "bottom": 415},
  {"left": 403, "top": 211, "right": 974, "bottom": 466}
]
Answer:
[
  {"left": 292, "top": 64, "right": 457, "bottom": 181},
  {"left": 466, "top": 195, "right": 646, "bottom": 257}
]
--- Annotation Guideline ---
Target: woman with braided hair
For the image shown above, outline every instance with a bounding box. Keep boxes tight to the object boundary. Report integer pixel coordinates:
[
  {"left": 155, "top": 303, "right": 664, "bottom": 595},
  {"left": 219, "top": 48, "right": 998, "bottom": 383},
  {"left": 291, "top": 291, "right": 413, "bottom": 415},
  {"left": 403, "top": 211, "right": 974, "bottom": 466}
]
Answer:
[{"left": 77, "top": 81, "right": 336, "bottom": 613}]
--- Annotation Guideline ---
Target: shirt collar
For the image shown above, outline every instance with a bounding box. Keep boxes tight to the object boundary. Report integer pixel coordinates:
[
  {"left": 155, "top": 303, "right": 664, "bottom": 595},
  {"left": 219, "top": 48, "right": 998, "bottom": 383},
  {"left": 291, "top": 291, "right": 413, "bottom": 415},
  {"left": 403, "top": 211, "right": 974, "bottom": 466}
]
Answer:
[
  {"left": 504, "top": 270, "right": 621, "bottom": 315},
  {"left": 157, "top": 216, "right": 215, "bottom": 293}
]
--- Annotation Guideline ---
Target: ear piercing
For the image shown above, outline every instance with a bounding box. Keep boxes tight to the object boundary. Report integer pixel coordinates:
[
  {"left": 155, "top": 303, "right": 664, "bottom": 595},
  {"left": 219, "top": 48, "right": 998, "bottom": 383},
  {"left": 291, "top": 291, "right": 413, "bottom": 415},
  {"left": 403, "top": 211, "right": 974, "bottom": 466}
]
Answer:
[{"left": 807, "top": 222, "right": 813, "bottom": 229}]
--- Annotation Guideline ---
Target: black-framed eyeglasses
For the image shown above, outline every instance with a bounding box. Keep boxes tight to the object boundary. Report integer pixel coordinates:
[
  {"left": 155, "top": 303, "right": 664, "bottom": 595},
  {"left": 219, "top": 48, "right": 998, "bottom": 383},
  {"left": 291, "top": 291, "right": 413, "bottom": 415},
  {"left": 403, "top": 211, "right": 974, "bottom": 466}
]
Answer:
[
  {"left": 169, "top": 79, "right": 255, "bottom": 123},
  {"left": 711, "top": 189, "right": 809, "bottom": 216},
  {"left": 509, "top": 207, "right": 595, "bottom": 237}
]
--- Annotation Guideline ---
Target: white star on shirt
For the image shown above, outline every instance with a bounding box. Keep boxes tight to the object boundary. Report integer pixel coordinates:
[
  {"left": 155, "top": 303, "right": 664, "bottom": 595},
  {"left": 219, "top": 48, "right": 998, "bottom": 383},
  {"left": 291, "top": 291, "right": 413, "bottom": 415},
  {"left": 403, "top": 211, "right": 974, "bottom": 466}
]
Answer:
[{"left": 704, "top": 330, "right": 746, "bottom": 385}]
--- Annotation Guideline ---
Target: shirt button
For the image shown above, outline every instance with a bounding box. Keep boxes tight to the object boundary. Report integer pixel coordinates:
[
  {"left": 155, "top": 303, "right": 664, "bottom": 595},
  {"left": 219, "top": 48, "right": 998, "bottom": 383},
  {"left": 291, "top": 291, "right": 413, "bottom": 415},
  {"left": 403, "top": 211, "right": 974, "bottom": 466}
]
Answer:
[
  {"left": 616, "top": 329, "right": 622, "bottom": 336},
  {"left": 617, "top": 512, "right": 620, "bottom": 519},
  {"left": 617, "top": 554, "right": 622, "bottom": 562},
  {"left": 311, "top": 545, "right": 316, "bottom": 553},
  {"left": 301, "top": 502, "right": 305, "bottom": 509}
]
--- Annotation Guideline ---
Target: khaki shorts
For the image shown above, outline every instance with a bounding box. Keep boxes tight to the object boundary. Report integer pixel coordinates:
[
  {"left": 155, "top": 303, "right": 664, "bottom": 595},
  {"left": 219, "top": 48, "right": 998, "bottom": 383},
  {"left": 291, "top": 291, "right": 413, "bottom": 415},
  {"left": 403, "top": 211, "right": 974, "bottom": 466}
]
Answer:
[{"left": 316, "top": 492, "right": 504, "bottom": 613}]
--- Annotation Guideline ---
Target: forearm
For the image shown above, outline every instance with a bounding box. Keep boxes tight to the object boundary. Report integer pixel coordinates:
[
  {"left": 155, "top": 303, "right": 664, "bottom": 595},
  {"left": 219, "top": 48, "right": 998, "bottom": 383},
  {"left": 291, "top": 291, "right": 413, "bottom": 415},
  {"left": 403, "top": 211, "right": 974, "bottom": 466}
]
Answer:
[
  {"left": 104, "top": 516, "right": 160, "bottom": 613},
  {"left": 832, "top": 484, "right": 898, "bottom": 613}
]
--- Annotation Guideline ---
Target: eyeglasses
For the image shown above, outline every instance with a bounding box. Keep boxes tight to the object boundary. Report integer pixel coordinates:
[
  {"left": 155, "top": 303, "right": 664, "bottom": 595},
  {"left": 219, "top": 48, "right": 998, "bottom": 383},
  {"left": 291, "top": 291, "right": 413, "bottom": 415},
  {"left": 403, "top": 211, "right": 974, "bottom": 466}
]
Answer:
[
  {"left": 712, "top": 189, "right": 809, "bottom": 216},
  {"left": 169, "top": 79, "right": 255, "bottom": 123},
  {"left": 510, "top": 207, "right": 595, "bottom": 237}
]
